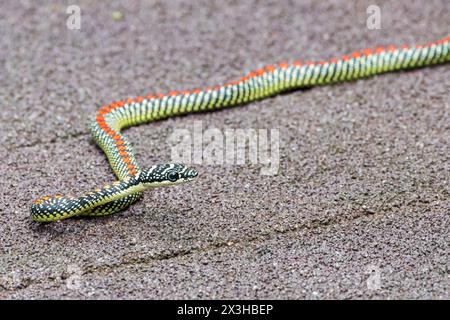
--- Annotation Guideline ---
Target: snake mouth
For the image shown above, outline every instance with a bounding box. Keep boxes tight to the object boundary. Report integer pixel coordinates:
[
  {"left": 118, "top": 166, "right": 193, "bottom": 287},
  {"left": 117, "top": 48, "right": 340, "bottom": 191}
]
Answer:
[{"left": 185, "top": 168, "right": 199, "bottom": 181}]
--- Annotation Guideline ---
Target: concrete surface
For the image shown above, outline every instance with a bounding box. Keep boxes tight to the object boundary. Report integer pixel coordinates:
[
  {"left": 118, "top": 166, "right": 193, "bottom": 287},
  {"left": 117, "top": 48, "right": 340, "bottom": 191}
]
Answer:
[{"left": 0, "top": 0, "right": 449, "bottom": 299}]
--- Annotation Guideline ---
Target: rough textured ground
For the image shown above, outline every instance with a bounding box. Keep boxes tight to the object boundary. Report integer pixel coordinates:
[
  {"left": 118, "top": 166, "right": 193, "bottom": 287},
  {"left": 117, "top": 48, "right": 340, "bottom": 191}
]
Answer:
[{"left": 0, "top": 0, "right": 449, "bottom": 299}]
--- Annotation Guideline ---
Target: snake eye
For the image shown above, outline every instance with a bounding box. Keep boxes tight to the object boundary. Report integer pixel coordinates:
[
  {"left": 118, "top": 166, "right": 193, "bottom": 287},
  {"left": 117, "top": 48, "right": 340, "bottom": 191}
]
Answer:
[{"left": 167, "top": 171, "right": 179, "bottom": 182}]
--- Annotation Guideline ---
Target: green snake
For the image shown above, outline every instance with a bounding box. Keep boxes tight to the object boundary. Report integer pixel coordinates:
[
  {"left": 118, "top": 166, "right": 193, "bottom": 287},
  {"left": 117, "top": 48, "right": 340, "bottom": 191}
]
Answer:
[{"left": 31, "top": 35, "right": 450, "bottom": 222}]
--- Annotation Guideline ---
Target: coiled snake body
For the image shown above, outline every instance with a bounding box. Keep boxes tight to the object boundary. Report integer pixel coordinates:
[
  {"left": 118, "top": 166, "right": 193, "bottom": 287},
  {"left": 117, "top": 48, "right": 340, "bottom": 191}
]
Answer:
[{"left": 31, "top": 36, "right": 450, "bottom": 222}]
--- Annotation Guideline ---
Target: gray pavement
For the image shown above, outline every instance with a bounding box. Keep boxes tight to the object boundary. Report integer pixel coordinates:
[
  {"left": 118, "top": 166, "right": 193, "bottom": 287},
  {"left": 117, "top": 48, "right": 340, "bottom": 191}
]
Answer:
[{"left": 0, "top": 0, "right": 449, "bottom": 299}]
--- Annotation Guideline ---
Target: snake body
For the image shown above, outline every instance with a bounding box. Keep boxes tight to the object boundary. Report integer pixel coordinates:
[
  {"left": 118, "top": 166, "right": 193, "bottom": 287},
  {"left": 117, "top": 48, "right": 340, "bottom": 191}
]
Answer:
[{"left": 31, "top": 36, "right": 450, "bottom": 222}]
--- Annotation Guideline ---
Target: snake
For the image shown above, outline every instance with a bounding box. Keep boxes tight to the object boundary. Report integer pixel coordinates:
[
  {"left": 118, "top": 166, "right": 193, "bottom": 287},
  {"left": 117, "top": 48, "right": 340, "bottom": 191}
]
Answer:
[{"left": 31, "top": 35, "right": 450, "bottom": 222}]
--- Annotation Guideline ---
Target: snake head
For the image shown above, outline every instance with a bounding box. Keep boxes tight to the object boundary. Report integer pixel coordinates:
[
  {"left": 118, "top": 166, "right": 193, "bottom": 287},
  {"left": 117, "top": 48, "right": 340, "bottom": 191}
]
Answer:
[{"left": 138, "top": 163, "right": 198, "bottom": 188}]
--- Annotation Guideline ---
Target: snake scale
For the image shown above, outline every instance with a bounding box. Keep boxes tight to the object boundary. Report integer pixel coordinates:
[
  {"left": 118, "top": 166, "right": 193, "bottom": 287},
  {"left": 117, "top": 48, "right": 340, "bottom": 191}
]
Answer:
[{"left": 31, "top": 35, "right": 450, "bottom": 222}]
